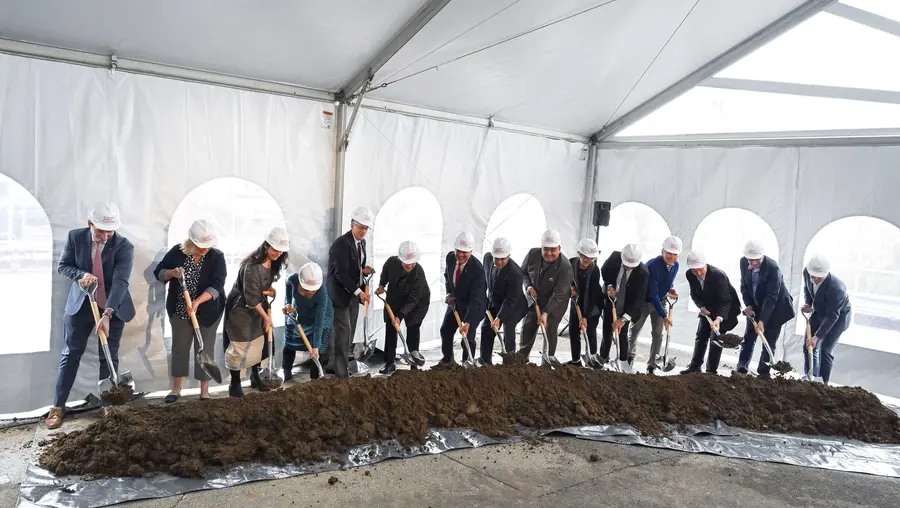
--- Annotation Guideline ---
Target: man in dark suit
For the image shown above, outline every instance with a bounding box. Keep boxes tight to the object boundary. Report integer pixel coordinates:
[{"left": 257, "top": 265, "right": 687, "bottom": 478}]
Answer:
[
  {"left": 681, "top": 251, "right": 740, "bottom": 374},
  {"left": 440, "top": 232, "right": 486, "bottom": 364},
  {"left": 568, "top": 238, "right": 603, "bottom": 366},
  {"left": 47, "top": 202, "right": 135, "bottom": 429},
  {"left": 600, "top": 244, "right": 649, "bottom": 374},
  {"left": 326, "top": 206, "right": 375, "bottom": 378},
  {"left": 737, "top": 239, "right": 795, "bottom": 379},
  {"left": 802, "top": 255, "right": 852, "bottom": 385},
  {"left": 481, "top": 237, "right": 527, "bottom": 364},
  {"left": 519, "top": 229, "right": 574, "bottom": 361}
]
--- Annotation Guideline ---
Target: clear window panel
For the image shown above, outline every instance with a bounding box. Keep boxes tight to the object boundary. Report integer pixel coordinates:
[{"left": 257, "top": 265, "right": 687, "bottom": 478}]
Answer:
[
  {"left": 795, "top": 216, "right": 900, "bottom": 355},
  {"left": 596, "top": 202, "right": 671, "bottom": 269},
  {"left": 166, "top": 178, "right": 288, "bottom": 338},
  {"left": 0, "top": 175, "right": 52, "bottom": 355},
  {"left": 482, "top": 194, "right": 547, "bottom": 268}
]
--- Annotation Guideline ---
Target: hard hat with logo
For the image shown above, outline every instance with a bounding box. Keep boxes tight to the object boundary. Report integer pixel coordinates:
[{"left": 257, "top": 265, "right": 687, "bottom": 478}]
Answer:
[
  {"left": 685, "top": 250, "right": 707, "bottom": 270},
  {"left": 351, "top": 206, "right": 375, "bottom": 229},
  {"left": 492, "top": 238, "right": 511, "bottom": 259},
  {"left": 541, "top": 229, "right": 561, "bottom": 249},
  {"left": 188, "top": 220, "right": 217, "bottom": 249},
  {"left": 743, "top": 239, "right": 765, "bottom": 260},
  {"left": 577, "top": 238, "right": 599, "bottom": 258},
  {"left": 88, "top": 202, "right": 122, "bottom": 231},
  {"left": 398, "top": 240, "right": 421, "bottom": 265},
  {"left": 622, "top": 243, "right": 642, "bottom": 268},
  {"left": 454, "top": 231, "right": 475, "bottom": 253},
  {"left": 807, "top": 254, "right": 830, "bottom": 278},
  {"left": 298, "top": 262, "right": 323, "bottom": 291},
  {"left": 662, "top": 235, "right": 683, "bottom": 255},
  {"left": 266, "top": 226, "right": 291, "bottom": 252}
]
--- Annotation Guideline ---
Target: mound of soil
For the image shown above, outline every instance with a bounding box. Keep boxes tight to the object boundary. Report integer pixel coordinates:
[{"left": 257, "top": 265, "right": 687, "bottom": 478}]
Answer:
[
  {"left": 100, "top": 385, "right": 134, "bottom": 406},
  {"left": 39, "top": 364, "right": 900, "bottom": 479}
]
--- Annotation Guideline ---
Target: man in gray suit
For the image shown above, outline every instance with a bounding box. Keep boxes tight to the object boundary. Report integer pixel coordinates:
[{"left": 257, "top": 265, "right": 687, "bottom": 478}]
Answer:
[
  {"left": 47, "top": 202, "right": 135, "bottom": 429},
  {"left": 518, "top": 229, "right": 573, "bottom": 361}
]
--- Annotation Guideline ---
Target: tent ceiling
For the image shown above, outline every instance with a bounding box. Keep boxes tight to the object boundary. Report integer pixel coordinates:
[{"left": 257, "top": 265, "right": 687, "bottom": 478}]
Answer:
[{"left": 0, "top": 0, "right": 812, "bottom": 137}]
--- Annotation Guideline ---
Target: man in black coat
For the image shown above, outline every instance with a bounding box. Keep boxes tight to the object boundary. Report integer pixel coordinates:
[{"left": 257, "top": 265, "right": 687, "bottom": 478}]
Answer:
[
  {"left": 519, "top": 229, "right": 573, "bottom": 361},
  {"left": 440, "top": 232, "right": 486, "bottom": 364},
  {"left": 738, "top": 240, "right": 795, "bottom": 379},
  {"left": 568, "top": 238, "right": 603, "bottom": 366},
  {"left": 681, "top": 250, "right": 740, "bottom": 374},
  {"left": 326, "top": 206, "right": 375, "bottom": 378},
  {"left": 481, "top": 238, "right": 527, "bottom": 364},
  {"left": 600, "top": 244, "right": 649, "bottom": 373}
]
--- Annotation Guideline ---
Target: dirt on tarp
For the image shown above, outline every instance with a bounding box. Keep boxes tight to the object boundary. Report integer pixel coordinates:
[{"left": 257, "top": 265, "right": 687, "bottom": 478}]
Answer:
[
  {"left": 100, "top": 385, "right": 134, "bottom": 406},
  {"left": 39, "top": 364, "right": 900, "bottom": 479}
]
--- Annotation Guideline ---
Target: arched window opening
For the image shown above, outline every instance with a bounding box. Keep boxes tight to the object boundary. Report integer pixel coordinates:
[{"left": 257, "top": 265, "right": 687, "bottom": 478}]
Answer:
[
  {"left": 482, "top": 194, "right": 547, "bottom": 267},
  {"left": 596, "top": 202, "right": 670, "bottom": 268}
]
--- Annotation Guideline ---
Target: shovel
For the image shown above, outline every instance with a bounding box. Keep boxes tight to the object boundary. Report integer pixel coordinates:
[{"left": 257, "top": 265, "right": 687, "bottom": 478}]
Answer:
[
  {"left": 82, "top": 283, "right": 134, "bottom": 395},
  {"left": 606, "top": 294, "right": 622, "bottom": 372},
  {"left": 451, "top": 304, "right": 477, "bottom": 369},
  {"left": 803, "top": 311, "right": 814, "bottom": 379},
  {"left": 357, "top": 276, "right": 376, "bottom": 362},
  {"left": 572, "top": 302, "right": 595, "bottom": 368},
  {"left": 290, "top": 311, "right": 328, "bottom": 380},
  {"left": 486, "top": 310, "right": 507, "bottom": 357},
  {"left": 659, "top": 297, "right": 678, "bottom": 372},
  {"left": 533, "top": 303, "right": 564, "bottom": 369},
  {"left": 176, "top": 275, "right": 223, "bottom": 383},
  {"left": 747, "top": 316, "right": 789, "bottom": 375},
  {"left": 377, "top": 294, "right": 422, "bottom": 367},
  {"left": 261, "top": 294, "right": 282, "bottom": 388}
]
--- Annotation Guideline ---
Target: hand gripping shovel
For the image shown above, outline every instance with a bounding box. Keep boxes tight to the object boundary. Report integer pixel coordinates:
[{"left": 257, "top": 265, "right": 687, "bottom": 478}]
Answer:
[
  {"left": 82, "top": 282, "right": 134, "bottom": 399},
  {"left": 747, "top": 316, "right": 791, "bottom": 375},
  {"left": 606, "top": 294, "right": 622, "bottom": 372},
  {"left": 803, "top": 311, "right": 814, "bottom": 380},
  {"left": 451, "top": 304, "right": 477, "bottom": 369},
  {"left": 176, "top": 275, "right": 223, "bottom": 383},
  {"left": 660, "top": 296, "right": 678, "bottom": 372},
  {"left": 573, "top": 301, "right": 598, "bottom": 368},
  {"left": 486, "top": 310, "right": 507, "bottom": 358},
  {"left": 288, "top": 310, "right": 329, "bottom": 380},
  {"left": 533, "top": 304, "right": 564, "bottom": 369},
  {"left": 377, "top": 293, "right": 423, "bottom": 367}
]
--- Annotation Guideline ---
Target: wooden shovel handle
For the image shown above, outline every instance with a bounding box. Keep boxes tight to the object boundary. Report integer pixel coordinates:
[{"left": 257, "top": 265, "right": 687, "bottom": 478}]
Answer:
[
  {"left": 266, "top": 307, "right": 274, "bottom": 342},
  {"left": 453, "top": 309, "right": 465, "bottom": 334},
  {"left": 297, "top": 323, "right": 316, "bottom": 353},
  {"left": 384, "top": 303, "right": 402, "bottom": 331},
  {"left": 364, "top": 284, "right": 369, "bottom": 317},
  {"left": 575, "top": 304, "right": 583, "bottom": 322},
  {"left": 88, "top": 300, "right": 109, "bottom": 345},
  {"left": 534, "top": 303, "right": 550, "bottom": 338},
  {"left": 486, "top": 310, "right": 499, "bottom": 333},
  {"left": 181, "top": 289, "right": 201, "bottom": 330}
]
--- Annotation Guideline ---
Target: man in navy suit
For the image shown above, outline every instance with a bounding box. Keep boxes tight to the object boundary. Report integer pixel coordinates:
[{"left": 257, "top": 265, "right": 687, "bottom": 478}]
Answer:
[
  {"left": 482, "top": 237, "right": 527, "bottom": 363},
  {"left": 802, "top": 255, "right": 851, "bottom": 385},
  {"left": 440, "top": 232, "right": 486, "bottom": 364},
  {"left": 47, "top": 202, "right": 135, "bottom": 429},
  {"left": 737, "top": 239, "right": 795, "bottom": 379}
]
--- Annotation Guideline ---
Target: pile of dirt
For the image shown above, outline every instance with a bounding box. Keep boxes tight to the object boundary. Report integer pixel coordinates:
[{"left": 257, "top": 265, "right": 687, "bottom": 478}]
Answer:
[
  {"left": 717, "top": 334, "right": 743, "bottom": 348},
  {"left": 100, "top": 385, "right": 134, "bottom": 406},
  {"left": 39, "top": 364, "right": 900, "bottom": 479},
  {"left": 772, "top": 361, "right": 794, "bottom": 376}
]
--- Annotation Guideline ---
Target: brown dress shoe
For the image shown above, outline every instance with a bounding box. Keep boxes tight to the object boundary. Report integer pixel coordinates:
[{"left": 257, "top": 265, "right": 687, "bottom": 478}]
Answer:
[{"left": 45, "top": 407, "right": 65, "bottom": 429}]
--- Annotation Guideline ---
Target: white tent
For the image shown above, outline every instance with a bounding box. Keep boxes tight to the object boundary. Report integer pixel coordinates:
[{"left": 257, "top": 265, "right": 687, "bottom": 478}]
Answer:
[{"left": 0, "top": 0, "right": 897, "bottom": 414}]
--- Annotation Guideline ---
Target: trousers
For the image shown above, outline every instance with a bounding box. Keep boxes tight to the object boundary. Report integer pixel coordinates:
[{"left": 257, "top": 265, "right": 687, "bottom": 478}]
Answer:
[
  {"left": 569, "top": 309, "right": 600, "bottom": 360},
  {"left": 169, "top": 317, "right": 221, "bottom": 381},
  {"left": 54, "top": 300, "right": 125, "bottom": 408},
  {"left": 687, "top": 317, "right": 723, "bottom": 373},
  {"left": 629, "top": 303, "right": 665, "bottom": 367},
  {"left": 802, "top": 328, "right": 843, "bottom": 384},
  {"left": 383, "top": 320, "right": 421, "bottom": 366},
  {"left": 518, "top": 309, "right": 562, "bottom": 358},
  {"left": 480, "top": 317, "right": 518, "bottom": 364},
  {"left": 328, "top": 301, "right": 360, "bottom": 378},
  {"left": 440, "top": 308, "right": 479, "bottom": 362},
  {"left": 738, "top": 319, "right": 784, "bottom": 376},
  {"left": 600, "top": 303, "right": 629, "bottom": 361}
]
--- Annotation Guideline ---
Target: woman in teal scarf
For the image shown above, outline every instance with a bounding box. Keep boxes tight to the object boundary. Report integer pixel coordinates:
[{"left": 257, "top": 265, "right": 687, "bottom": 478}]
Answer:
[{"left": 283, "top": 262, "right": 333, "bottom": 379}]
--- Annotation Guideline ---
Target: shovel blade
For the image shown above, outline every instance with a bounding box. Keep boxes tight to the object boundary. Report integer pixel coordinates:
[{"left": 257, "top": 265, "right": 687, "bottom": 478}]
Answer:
[
  {"left": 348, "top": 359, "right": 371, "bottom": 376},
  {"left": 196, "top": 353, "right": 223, "bottom": 383},
  {"left": 98, "top": 378, "right": 116, "bottom": 393},
  {"left": 358, "top": 343, "right": 376, "bottom": 363},
  {"left": 581, "top": 354, "right": 592, "bottom": 366},
  {"left": 662, "top": 357, "right": 677, "bottom": 372}
]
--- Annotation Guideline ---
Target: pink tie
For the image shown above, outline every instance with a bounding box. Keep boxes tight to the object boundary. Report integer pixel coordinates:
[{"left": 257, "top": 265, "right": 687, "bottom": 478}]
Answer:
[
  {"left": 93, "top": 243, "right": 107, "bottom": 308},
  {"left": 455, "top": 263, "right": 463, "bottom": 285}
]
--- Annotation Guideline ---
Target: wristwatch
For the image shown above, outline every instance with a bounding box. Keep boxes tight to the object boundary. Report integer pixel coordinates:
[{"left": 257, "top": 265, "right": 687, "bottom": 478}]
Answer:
[{"left": 103, "top": 308, "right": 114, "bottom": 319}]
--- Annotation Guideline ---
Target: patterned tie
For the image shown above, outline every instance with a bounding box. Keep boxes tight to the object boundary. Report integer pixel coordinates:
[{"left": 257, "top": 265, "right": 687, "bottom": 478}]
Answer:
[
  {"left": 455, "top": 263, "right": 463, "bottom": 286},
  {"left": 93, "top": 242, "right": 107, "bottom": 308},
  {"left": 358, "top": 241, "right": 364, "bottom": 286},
  {"left": 616, "top": 269, "right": 626, "bottom": 315}
]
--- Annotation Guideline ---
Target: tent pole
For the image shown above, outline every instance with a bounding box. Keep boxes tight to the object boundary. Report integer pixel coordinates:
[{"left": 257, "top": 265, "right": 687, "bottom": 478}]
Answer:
[
  {"left": 332, "top": 103, "right": 347, "bottom": 240},
  {"left": 580, "top": 143, "right": 597, "bottom": 240}
]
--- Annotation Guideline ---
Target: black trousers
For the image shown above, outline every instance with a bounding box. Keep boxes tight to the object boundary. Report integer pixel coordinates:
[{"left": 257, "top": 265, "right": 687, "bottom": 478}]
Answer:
[
  {"left": 688, "top": 318, "right": 723, "bottom": 372},
  {"left": 600, "top": 303, "right": 629, "bottom": 361},
  {"left": 383, "top": 320, "right": 421, "bottom": 366},
  {"left": 440, "top": 308, "right": 479, "bottom": 362},
  {"left": 328, "top": 302, "right": 360, "bottom": 378},
  {"left": 480, "top": 316, "right": 518, "bottom": 364},
  {"left": 569, "top": 309, "right": 600, "bottom": 360}
]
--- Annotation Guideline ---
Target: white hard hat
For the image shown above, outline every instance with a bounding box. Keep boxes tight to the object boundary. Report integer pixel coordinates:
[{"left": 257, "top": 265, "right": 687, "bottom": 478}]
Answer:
[
  {"left": 685, "top": 250, "right": 707, "bottom": 270},
  {"left": 398, "top": 240, "right": 421, "bottom": 265},
  {"left": 492, "top": 238, "right": 511, "bottom": 259},
  {"left": 298, "top": 262, "right": 323, "bottom": 291},
  {"left": 266, "top": 226, "right": 290, "bottom": 252},
  {"left": 88, "top": 202, "right": 121, "bottom": 231},
  {"left": 454, "top": 231, "right": 475, "bottom": 253},
  {"left": 188, "top": 220, "right": 217, "bottom": 249},
  {"left": 541, "top": 229, "right": 561, "bottom": 249},
  {"left": 743, "top": 239, "right": 765, "bottom": 260},
  {"left": 807, "top": 254, "right": 830, "bottom": 278},
  {"left": 351, "top": 206, "right": 375, "bottom": 229},
  {"left": 662, "top": 235, "right": 683, "bottom": 255},
  {"left": 622, "top": 243, "right": 641, "bottom": 268},
  {"left": 577, "top": 238, "right": 599, "bottom": 258}
]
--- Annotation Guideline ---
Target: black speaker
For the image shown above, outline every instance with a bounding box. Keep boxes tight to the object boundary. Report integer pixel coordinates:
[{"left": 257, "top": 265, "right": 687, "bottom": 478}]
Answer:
[{"left": 592, "top": 201, "right": 611, "bottom": 227}]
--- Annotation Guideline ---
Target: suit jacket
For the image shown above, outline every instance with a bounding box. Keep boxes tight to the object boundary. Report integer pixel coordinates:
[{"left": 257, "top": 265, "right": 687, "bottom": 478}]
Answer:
[
  {"left": 378, "top": 256, "right": 431, "bottom": 325},
  {"left": 483, "top": 253, "right": 527, "bottom": 325},
  {"left": 739, "top": 256, "right": 795, "bottom": 326},
  {"left": 570, "top": 257, "right": 603, "bottom": 319},
  {"left": 153, "top": 245, "right": 227, "bottom": 328},
  {"left": 444, "top": 252, "right": 486, "bottom": 325},
  {"left": 521, "top": 247, "right": 574, "bottom": 320},
  {"left": 803, "top": 269, "right": 852, "bottom": 338},
  {"left": 686, "top": 264, "right": 740, "bottom": 332},
  {"left": 600, "top": 251, "right": 649, "bottom": 322},
  {"left": 645, "top": 255, "right": 679, "bottom": 318},
  {"left": 327, "top": 231, "right": 367, "bottom": 309},
  {"left": 58, "top": 227, "right": 135, "bottom": 321}
]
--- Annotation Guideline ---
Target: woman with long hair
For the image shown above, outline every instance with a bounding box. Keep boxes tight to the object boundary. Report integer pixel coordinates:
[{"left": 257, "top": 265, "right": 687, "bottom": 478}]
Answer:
[
  {"left": 153, "top": 220, "right": 227, "bottom": 401},
  {"left": 222, "top": 226, "right": 290, "bottom": 397}
]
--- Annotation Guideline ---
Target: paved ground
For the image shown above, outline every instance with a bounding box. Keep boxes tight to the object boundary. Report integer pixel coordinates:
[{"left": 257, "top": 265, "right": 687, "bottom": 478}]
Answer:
[{"left": 2, "top": 340, "right": 899, "bottom": 507}]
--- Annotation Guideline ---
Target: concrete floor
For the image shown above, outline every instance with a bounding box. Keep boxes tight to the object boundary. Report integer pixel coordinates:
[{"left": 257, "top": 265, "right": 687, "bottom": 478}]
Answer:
[{"left": 3, "top": 340, "right": 899, "bottom": 507}]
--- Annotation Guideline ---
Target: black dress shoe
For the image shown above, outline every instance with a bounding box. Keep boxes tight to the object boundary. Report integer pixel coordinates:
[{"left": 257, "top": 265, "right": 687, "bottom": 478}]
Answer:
[
  {"left": 379, "top": 364, "right": 397, "bottom": 375},
  {"left": 680, "top": 367, "right": 702, "bottom": 374}
]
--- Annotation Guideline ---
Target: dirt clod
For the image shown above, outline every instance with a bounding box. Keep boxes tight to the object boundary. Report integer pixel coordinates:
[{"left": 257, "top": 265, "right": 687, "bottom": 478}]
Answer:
[
  {"left": 773, "top": 361, "right": 793, "bottom": 376},
  {"left": 718, "top": 334, "right": 743, "bottom": 348},
  {"left": 38, "top": 364, "right": 900, "bottom": 478},
  {"left": 100, "top": 384, "right": 134, "bottom": 406},
  {"left": 327, "top": 476, "right": 339, "bottom": 485},
  {"left": 588, "top": 454, "right": 599, "bottom": 462}
]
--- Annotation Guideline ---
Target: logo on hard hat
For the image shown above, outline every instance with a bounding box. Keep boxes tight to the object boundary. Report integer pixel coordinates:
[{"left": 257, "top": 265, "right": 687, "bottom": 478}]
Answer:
[
  {"left": 103, "top": 216, "right": 116, "bottom": 223},
  {"left": 278, "top": 239, "right": 288, "bottom": 246},
  {"left": 748, "top": 248, "right": 759, "bottom": 255},
  {"left": 200, "top": 234, "right": 213, "bottom": 242},
  {"left": 404, "top": 252, "right": 415, "bottom": 260},
  {"left": 303, "top": 277, "right": 318, "bottom": 285},
  {"left": 460, "top": 240, "right": 470, "bottom": 247}
]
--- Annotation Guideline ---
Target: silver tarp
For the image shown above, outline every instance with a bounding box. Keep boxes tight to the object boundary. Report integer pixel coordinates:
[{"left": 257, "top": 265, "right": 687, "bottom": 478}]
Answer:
[{"left": 18, "top": 419, "right": 900, "bottom": 508}]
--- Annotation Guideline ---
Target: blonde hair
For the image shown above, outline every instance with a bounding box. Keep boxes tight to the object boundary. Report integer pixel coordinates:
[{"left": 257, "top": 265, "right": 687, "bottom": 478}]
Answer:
[{"left": 182, "top": 239, "right": 202, "bottom": 256}]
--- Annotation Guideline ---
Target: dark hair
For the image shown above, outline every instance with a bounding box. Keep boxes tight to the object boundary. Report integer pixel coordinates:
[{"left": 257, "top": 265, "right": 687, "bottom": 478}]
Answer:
[{"left": 241, "top": 241, "right": 289, "bottom": 282}]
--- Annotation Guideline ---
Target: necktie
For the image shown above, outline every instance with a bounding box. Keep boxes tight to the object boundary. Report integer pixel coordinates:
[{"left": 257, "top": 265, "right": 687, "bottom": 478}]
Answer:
[
  {"left": 455, "top": 263, "right": 463, "bottom": 286},
  {"left": 357, "top": 242, "right": 364, "bottom": 285},
  {"left": 616, "top": 269, "right": 627, "bottom": 315},
  {"left": 93, "top": 242, "right": 107, "bottom": 308}
]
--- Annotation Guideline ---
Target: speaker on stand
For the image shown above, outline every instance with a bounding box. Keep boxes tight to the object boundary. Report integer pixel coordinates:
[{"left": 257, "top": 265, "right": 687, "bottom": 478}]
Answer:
[{"left": 591, "top": 201, "right": 611, "bottom": 243}]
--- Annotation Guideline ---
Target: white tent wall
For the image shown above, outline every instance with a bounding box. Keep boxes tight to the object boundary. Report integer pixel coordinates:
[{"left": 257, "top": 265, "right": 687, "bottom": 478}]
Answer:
[
  {"left": 594, "top": 144, "right": 900, "bottom": 397},
  {"left": 0, "top": 53, "right": 335, "bottom": 414},
  {"left": 343, "top": 107, "right": 589, "bottom": 351}
]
